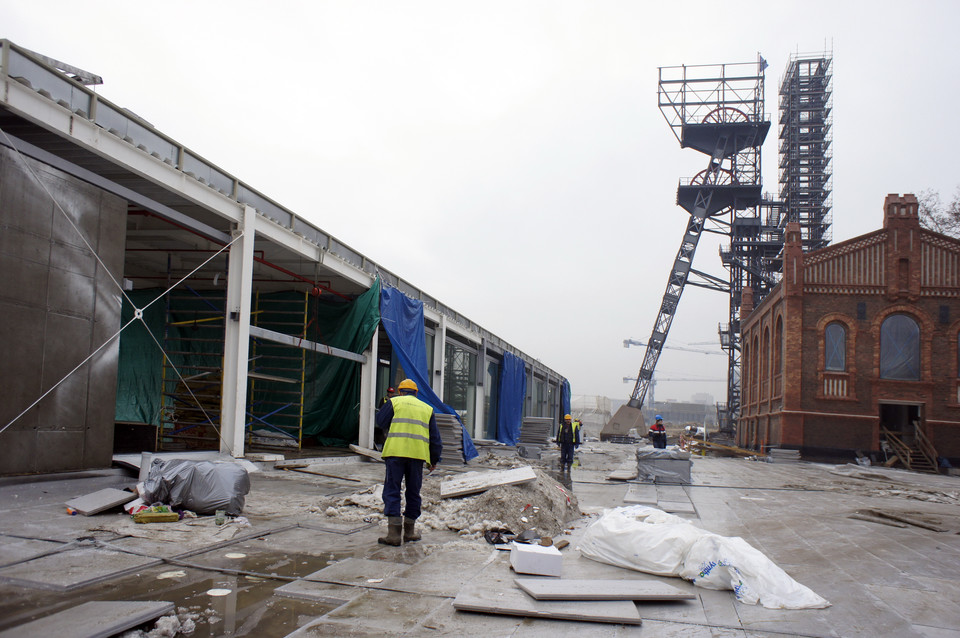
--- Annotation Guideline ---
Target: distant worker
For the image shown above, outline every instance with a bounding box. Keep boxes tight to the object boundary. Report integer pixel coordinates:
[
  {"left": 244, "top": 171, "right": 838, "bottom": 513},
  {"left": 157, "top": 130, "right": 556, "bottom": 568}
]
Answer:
[
  {"left": 375, "top": 379, "right": 443, "bottom": 546},
  {"left": 573, "top": 418, "right": 583, "bottom": 447},
  {"left": 649, "top": 414, "right": 667, "bottom": 449},
  {"left": 373, "top": 387, "right": 396, "bottom": 450},
  {"left": 557, "top": 414, "right": 580, "bottom": 472},
  {"left": 378, "top": 386, "right": 396, "bottom": 409}
]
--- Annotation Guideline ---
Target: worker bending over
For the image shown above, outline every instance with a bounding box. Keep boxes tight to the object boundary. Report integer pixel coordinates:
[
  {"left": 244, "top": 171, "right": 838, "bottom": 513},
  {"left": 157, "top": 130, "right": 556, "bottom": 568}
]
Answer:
[{"left": 375, "top": 379, "right": 443, "bottom": 546}]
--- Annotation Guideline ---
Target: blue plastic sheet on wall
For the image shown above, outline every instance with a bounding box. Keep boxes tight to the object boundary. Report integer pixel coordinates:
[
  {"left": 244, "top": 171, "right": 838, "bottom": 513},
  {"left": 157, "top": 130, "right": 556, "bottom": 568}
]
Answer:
[
  {"left": 561, "top": 378, "right": 571, "bottom": 420},
  {"left": 379, "top": 286, "right": 478, "bottom": 461},
  {"left": 496, "top": 351, "right": 527, "bottom": 446}
]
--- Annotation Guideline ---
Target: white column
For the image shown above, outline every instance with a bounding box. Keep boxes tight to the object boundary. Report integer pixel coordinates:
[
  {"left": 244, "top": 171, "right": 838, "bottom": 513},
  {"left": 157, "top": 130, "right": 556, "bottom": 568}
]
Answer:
[
  {"left": 474, "top": 339, "right": 487, "bottom": 439},
  {"left": 220, "top": 205, "right": 255, "bottom": 457},
  {"left": 358, "top": 326, "right": 379, "bottom": 448},
  {"left": 433, "top": 315, "right": 446, "bottom": 398}
]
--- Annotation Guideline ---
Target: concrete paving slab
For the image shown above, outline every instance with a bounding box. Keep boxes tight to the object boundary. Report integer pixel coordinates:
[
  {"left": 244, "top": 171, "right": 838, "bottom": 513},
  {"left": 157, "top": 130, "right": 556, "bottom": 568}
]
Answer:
[
  {"left": 866, "top": 582, "right": 960, "bottom": 631},
  {"left": 274, "top": 578, "right": 359, "bottom": 605},
  {"left": 515, "top": 577, "right": 695, "bottom": 601},
  {"left": 379, "top": 548, "right": 499, "bottom": 596},
  {"left": 453, "top": 586, "right": 641, "bottom": 624},
  {"left": 324, "top": 588, "right": 450, "bottom": 632},
  {"left": 623, "top": 484, "right": 658, "bottom": 504},
  {"left": 297, "top": 557, "right": 408, "bottom": 587},
  {"left": 64, "top": 487, "right": 135, "bottom": 515},
  {"left": 0, "top": 546, "right": 159, "bottom": 591},
  {"left": 0, "top": 599, "right": 173, "bottom": 638},
  {"left": 659, "top": 500, "right": 697, "bottom": 514},
  {"left": 0, "top": 535, "right": 65, "bottom": 566}
]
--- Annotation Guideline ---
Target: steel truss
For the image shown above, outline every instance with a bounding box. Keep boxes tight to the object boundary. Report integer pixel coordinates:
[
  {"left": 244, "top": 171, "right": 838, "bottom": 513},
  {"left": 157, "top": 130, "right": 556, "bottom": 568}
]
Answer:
[{"left": 628, "top": 60, "right": 770, "bottom": 429}]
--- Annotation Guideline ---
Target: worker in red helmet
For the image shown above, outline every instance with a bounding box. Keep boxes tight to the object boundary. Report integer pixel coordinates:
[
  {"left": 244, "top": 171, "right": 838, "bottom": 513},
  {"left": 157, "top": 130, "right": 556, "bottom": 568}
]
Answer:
[{"left": 374, "top": 378, "right": 442, "bottom": 546}]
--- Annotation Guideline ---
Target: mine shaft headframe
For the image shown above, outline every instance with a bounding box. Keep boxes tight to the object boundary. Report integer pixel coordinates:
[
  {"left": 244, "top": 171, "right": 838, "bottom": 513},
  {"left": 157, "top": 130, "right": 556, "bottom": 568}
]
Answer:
[{"left": 658, "top": 57, "right": 768, "bottom": 142}]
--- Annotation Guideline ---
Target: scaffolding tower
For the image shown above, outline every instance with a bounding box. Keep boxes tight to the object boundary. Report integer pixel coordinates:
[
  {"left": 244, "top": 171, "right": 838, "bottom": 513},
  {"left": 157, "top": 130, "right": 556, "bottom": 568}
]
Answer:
[
  {"left": 627, "top": 59, "right": 770, "bottom": 426},
  {"left": 778, "top": 53, "right": 833, "bottom": 249}
]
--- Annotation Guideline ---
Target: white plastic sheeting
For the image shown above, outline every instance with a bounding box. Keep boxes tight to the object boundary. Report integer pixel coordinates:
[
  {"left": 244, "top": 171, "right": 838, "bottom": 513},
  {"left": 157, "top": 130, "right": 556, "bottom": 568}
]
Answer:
[{"left": 579, "top": 506, "right": 830, "bottom": 609}]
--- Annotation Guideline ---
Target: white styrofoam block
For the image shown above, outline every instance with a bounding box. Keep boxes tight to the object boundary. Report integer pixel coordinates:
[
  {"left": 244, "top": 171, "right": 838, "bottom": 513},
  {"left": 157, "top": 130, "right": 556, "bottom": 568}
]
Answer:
[{"left": 510, "top": 542, "right": 562, "bottom": 577}]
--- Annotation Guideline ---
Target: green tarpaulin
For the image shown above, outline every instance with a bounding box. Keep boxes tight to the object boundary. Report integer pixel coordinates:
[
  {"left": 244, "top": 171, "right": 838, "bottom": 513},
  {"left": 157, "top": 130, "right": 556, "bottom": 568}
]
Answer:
[{"left": 114, "top": 280, "right": 380, "bottom": 448}]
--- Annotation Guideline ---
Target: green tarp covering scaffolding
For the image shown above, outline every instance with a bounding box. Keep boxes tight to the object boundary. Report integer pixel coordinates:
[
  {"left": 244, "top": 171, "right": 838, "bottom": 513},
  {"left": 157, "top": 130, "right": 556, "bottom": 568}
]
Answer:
[{"left": 114, "top": 281, "right": 380, "bottom": 448}]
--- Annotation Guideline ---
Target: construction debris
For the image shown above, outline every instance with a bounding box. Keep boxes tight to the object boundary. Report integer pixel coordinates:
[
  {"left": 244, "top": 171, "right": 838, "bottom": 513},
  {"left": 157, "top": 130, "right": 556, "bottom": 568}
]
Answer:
[
  {"left": 64, "top": 488, "right": 136, "bottom": 516},
  {"left": 440, "top": 466, "right": 536, "bottom": 499}
]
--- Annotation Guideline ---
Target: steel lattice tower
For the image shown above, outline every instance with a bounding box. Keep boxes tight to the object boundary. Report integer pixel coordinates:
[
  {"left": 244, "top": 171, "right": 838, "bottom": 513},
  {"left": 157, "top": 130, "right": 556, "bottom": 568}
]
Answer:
[{"left": 626, "top": 59, "right": 770, "bottom": 419}]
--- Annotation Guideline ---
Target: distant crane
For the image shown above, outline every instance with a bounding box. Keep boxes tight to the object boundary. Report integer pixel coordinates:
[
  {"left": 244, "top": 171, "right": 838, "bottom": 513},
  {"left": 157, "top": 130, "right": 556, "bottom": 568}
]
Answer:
[
  {"left": 623, "top": 339, "right": 725, "bottom": 356},
  {"left": 622, "top": 375, "right": 725, "bottom": 408}
]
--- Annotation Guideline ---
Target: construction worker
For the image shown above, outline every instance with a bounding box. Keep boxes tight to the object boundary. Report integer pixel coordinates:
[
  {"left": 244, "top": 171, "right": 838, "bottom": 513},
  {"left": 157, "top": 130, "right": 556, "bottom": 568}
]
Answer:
[
  {"left": 374, "top": 378, "right": 442, "bottom": 546},
  {"left": 377, "top": 386, "right": 396, "bottom": 409},
  {"left": 557, "top": 414, "right": 580, "bottom": 472},
  {"left": 649, "top": 414, "right": 667, "bottom": 449},
  {"left": 573, "top": 418, "right": 583, "bottom": 447}
]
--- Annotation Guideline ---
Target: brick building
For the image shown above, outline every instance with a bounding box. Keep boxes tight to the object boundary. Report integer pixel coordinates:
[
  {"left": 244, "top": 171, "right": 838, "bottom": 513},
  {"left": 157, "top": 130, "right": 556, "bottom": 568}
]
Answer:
[{"left": 740, "top": 194, "right": 960, "bottom": 466}]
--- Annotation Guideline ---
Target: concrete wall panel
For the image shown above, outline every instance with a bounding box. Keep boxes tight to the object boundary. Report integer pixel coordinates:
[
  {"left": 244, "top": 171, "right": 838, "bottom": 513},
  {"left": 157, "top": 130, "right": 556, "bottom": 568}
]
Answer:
[{"left": 0, "top": 146, "right": 125, "bottom": 475}]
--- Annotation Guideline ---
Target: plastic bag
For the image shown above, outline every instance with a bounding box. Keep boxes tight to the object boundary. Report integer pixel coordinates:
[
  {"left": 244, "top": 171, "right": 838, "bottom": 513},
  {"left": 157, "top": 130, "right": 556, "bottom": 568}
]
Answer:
[
  {"left": 142, "top": 459, "right": 250, "bottom": 516},
  {"left": 579, "top": 506, "right": 829, "bottom": 609}
]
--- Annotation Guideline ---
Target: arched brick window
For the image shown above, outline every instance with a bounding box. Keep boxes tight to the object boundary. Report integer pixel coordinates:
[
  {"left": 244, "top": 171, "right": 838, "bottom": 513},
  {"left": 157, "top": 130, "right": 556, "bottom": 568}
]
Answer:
[
  {"left": 880, "top": 314, "right": 920, "bottom": 380},
  {"left": 824, "top": 322, "right": 846, "bottom": 371},
  {"left": 774, "top": 317, "right": 783, "bottom": 375}
]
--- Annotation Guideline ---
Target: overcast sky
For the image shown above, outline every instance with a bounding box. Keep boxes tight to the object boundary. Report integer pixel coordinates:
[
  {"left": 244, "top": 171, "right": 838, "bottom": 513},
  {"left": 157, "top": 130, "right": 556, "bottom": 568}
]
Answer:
[{"left": 4, "top": 1, "right": 959, "bottom": 404}]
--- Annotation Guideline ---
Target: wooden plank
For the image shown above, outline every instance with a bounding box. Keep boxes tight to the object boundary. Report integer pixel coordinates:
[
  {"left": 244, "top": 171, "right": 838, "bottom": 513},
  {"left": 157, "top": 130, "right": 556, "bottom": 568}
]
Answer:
[
  {"left": 288, "top": 467, "right": 362, "bottom": 482},
  {"left": 453, "top": 587, "right": 640, "bottom": 624},
  {"left": 0, "top": 600, "right": 174, "bottom": 638},
  {"left": 440, "top": 466, "right": 536, "bottom": 499},
  {"left": 349, "top": 444, "right": 383, "bottom": 463},
  {"left": 65, "top": 488, "right": 136, "bottom": 516},
  {"left": 514, "top": 578, "right": 695, "bottom": 601}
]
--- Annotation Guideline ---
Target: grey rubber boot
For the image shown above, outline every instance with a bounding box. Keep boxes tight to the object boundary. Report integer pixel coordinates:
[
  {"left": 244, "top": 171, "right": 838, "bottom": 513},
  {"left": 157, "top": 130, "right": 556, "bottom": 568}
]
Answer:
[
  {"left": 403, "top": 517, "right": 421, "bottom": 542},
  {"left": 378, "top": 516, "right": 403, "bottom": 546}
]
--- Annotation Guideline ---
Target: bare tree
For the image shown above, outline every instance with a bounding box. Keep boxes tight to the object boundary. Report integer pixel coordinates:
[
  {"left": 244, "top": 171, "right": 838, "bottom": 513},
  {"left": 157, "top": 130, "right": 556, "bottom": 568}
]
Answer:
[{"left": 918, "top": 187, "right": 960, "bottom": 238}]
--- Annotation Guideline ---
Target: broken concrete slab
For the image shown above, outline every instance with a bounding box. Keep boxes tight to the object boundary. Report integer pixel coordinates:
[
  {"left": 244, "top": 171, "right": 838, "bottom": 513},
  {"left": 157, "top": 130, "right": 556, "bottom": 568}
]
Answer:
[
  {"left": 606, "top": 461, "right": 638, "bottom": 481},
  {"left": 0, "top": 600, "right": 173, "bottom": 638},
  {"left": 453, "top": 586, "right": 641, "bottom": 624},
  {"left": 515, "top": 577, "right": 695, "bottom": 601},
  {"left": 299, "top": 557, "right": 407, "bottom": 588},
  {"left": 440, "top": 466, "right": 536, "bottom": 498},
  {"left": 65, "top": 487, "right": 135, "bottom": 516},
  {"left": 276, "top": 455, "right": 364, "bottom": 469}
]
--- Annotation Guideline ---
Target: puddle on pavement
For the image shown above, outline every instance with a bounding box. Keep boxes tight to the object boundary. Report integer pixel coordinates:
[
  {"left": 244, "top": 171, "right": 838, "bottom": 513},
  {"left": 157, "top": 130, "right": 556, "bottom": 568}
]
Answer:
[{"left": 119, "top": 550, "right": 356, "bottom": 637}]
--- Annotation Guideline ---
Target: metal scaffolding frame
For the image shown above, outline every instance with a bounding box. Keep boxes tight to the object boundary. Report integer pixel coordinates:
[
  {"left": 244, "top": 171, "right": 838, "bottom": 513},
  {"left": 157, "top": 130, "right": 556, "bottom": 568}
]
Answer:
[{"left": 778, "top": 53, "right": 833, "bottom": 250}]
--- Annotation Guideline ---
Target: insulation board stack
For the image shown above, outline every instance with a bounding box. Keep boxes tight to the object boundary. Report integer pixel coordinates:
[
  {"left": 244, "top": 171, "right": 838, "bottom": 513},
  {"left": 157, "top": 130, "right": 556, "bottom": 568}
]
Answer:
[
  {"left": 435, "top": 413, "right": 465, "bottom": 466},
  {"left": 519, "top": 417, "right": 553, "bottom": 446},
  {"left": 768, "top": 448, "right": 801, "bottom": 463}
]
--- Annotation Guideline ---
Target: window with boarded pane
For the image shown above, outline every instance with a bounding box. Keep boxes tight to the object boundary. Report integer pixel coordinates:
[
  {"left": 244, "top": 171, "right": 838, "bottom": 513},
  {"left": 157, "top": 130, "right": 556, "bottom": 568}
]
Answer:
[
  {"left": 880, "top": 314, "right": 920, "bottom": 380},
  {"left": 824, "top": 323, "right": 846, "bottom": 371}
]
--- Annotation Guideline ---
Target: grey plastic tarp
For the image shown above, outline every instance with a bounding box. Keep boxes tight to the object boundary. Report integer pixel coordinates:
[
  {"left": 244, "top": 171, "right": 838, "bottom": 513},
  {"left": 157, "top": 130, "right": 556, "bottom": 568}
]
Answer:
[{"left": 142, "top": 458, "right": 250, "bottom": 516}]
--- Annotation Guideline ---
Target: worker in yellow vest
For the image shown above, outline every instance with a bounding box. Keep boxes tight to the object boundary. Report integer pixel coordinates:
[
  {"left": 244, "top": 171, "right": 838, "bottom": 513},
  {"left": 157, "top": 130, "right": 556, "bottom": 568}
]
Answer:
[{"left": 374, "top": 378, "right": 443, "bottom": 546}]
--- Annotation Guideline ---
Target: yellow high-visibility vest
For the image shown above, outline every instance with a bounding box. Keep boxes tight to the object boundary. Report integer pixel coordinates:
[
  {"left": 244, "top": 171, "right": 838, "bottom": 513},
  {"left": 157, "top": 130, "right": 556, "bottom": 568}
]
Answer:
[{"left": 382, "top": 394, "right": 433, "bottom": 462}]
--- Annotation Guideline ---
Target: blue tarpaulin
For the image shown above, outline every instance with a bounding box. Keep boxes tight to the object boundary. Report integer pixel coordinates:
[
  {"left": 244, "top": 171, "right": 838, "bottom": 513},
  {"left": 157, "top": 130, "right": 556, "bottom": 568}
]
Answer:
[
  {"left": 561, "top": 378, "right": 571, "bottom": 420},
  {"left": 496, "top": 351, "right": 527, "bottom": 446},
  {"left": 379, "top": 286, "right": 478, "bottom": 461}
]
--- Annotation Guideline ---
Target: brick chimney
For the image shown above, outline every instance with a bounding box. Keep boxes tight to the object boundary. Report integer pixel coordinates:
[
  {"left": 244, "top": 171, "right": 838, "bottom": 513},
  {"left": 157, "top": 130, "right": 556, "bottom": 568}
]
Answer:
[
  {"left": 883, "top": 193, "right": 920, "bottom": 231},
  {"left": 782, "top": 222, "right": 803, "bottom": 297},
  {"left": 741, "top": 285, "right": 754, "bottom": 317},
  {"left": 883, "top": 193, "right": 920, "bottom": 300}
]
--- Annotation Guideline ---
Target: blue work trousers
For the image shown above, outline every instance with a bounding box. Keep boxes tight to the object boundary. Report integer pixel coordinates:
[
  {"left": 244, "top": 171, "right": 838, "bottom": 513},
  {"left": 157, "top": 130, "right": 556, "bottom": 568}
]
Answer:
[
  {"left": 560, "top": 443, "right": 575, "bottom": 466},
  {"left": 382, "top": 456, "right": 425, "bottom": 519}
]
